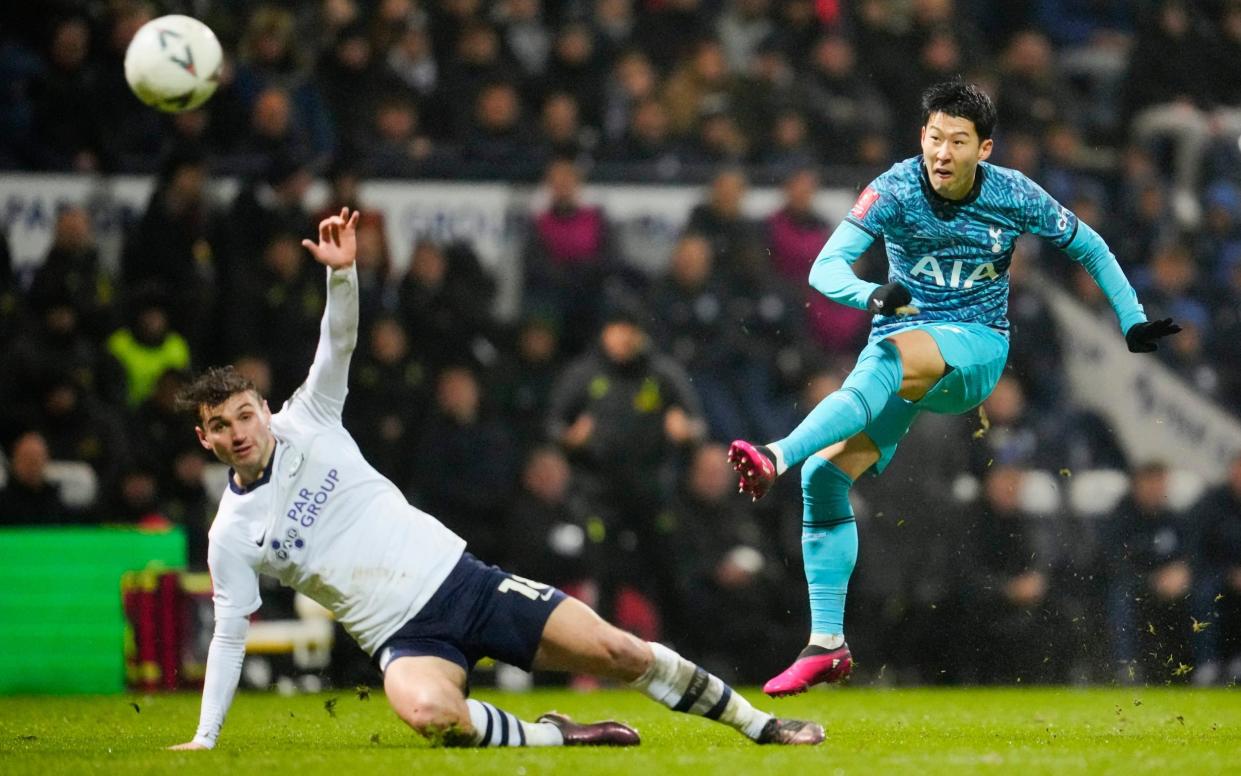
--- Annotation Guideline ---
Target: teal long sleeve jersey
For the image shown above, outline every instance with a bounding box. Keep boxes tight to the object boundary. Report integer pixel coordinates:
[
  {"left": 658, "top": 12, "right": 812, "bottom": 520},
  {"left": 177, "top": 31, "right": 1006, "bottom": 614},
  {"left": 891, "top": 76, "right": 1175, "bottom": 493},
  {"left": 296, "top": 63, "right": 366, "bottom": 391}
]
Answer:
[{"left": 809, "top": 157, "right": 1147, "bottom": 342}]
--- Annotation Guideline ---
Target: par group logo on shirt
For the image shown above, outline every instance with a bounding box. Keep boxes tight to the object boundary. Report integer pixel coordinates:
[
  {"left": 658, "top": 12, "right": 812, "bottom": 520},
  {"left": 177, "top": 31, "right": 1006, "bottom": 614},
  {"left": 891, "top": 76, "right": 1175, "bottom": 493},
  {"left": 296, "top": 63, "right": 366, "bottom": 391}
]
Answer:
[{"left": 286, "top": 469, "right": 341, "bottom": 527}]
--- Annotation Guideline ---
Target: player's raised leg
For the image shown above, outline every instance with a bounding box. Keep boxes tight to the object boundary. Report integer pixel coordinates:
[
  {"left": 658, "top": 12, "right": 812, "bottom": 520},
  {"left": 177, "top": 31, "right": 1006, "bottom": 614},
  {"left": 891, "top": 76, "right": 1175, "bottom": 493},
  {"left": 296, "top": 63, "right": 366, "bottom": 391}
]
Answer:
[
  {"left": 533, "top": 596, "right": 825, "bottom": 745},
  {"left": 730, "top": 329, "right": 946, "bottom": 499},
  {"left": 763, "top": 434, "right": 878, "bottom": 696},
  {"left": 730, "top": 329, "right": 943, "bottom": 695}
]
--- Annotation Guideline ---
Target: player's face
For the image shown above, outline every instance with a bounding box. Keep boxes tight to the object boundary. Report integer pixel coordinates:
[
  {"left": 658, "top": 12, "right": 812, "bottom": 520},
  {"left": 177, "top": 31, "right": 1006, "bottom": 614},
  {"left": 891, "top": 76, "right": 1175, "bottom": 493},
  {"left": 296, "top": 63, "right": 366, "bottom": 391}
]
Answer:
[
  {"left": 920, "top": 111, "right": 993, "bottom": 200},
  {"left": 196, "top": 391, "right": 273, "bottom": 477}
]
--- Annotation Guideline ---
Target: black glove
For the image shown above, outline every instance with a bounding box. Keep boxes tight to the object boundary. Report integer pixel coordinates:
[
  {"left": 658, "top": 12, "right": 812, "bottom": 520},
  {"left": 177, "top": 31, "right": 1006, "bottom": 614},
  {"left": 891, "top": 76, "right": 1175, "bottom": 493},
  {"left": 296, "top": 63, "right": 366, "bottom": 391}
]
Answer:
[
  {"left": 1125, "top": 318, "right": 1182, "bottom": 353},
  {"left": 867, "top": 282, "right": 913, "bottom": 316}
]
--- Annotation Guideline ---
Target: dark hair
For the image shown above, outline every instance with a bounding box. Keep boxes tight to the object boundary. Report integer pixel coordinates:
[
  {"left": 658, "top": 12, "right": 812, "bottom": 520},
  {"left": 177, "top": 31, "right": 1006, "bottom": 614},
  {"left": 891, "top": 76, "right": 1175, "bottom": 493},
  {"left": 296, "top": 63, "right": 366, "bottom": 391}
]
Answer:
[
  {"left": 176, "top": 366, "right": 260, "bottom": 422},
  {"left": 920, "top": 79, "right": 997, "bottom": 140}
]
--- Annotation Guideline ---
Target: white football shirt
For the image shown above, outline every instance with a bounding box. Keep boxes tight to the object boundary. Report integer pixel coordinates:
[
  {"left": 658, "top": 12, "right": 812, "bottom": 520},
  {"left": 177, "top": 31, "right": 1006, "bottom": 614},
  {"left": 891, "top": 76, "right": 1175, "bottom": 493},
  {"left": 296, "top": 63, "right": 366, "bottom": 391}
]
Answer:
[{"left": 206, "top": 265, "right": 466, "bottom": 655}]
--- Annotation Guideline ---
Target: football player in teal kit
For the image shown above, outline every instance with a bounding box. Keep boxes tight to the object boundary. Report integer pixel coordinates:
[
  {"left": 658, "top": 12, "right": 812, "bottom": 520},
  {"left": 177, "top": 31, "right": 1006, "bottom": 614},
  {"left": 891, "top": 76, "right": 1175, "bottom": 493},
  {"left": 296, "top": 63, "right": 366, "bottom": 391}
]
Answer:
[{"left": 729, "top": 80, "right": 1180, "bottom": 696}]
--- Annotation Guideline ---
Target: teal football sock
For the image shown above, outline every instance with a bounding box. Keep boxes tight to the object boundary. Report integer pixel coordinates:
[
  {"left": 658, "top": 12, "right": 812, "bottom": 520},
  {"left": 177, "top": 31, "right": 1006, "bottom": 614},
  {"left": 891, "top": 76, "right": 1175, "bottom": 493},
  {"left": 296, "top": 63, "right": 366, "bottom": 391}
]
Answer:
[
  {"left": 800, "top": 456, "right": 858, "bottom": 637},
  {"left": 775, "top": 339, "right": 903, "bottom": 468}
]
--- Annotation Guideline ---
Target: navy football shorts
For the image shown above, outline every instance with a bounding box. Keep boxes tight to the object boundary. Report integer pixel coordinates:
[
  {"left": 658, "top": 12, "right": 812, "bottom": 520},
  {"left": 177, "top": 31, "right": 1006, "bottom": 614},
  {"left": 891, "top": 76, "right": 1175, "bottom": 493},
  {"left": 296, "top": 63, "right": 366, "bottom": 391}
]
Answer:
[{"left": 376, "top": 552, "right": 567, "bottom": 675}]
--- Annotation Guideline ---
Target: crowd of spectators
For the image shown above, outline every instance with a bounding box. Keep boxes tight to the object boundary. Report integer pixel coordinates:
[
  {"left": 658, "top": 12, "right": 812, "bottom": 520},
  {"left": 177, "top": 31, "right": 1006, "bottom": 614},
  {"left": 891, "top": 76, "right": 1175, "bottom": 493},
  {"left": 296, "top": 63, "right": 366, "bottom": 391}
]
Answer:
[
  {"left": 1, "top": 0, "right": 1240, "bottom": 685},
  {"left": 4, "top": 1, "right": 1241, "bottom": 194}
]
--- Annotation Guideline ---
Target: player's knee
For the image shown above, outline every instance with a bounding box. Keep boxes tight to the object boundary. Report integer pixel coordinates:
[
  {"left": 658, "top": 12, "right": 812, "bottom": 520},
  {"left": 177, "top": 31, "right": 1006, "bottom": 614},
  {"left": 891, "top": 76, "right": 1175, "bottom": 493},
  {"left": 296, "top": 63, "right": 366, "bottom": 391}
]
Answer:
[
  {"left": 801, "top": 455, "right": 827, "bottom": 491},
  {"left": 395, "top": 689, "right": 468, "bottom": 737},
  {"left": 802, "top": 454, "right": 852, "bottom": 493},
  {"left": 856, "top": 338, "right": 902, "bottom": 376},
  {"left": 406, "top": 707, "right": 469, "bottom": 740}
]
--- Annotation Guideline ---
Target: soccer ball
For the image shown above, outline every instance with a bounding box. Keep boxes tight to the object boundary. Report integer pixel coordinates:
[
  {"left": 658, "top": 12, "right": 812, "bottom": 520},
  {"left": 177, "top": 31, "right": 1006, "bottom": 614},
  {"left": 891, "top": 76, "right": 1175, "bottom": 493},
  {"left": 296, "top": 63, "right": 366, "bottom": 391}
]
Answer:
[{"left": 124, "top": 15, "right": 222, "bottom": 113}]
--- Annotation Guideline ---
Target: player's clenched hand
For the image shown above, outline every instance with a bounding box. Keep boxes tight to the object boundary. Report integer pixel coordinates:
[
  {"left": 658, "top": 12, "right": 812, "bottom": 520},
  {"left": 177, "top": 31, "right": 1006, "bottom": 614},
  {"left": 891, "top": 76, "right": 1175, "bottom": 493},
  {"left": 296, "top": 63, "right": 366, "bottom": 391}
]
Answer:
[
  {"left": 867, "top": 282, "right": 918, "bottom": 316},
  {"left": 302, "top": 207, "right": 359, "bottom": 270},
  {"left": 167, "top": 741, "right": 209, "bottom": 751},
  {"left": 1124, "top": 318, "right": 1181, "bottom": 353}
]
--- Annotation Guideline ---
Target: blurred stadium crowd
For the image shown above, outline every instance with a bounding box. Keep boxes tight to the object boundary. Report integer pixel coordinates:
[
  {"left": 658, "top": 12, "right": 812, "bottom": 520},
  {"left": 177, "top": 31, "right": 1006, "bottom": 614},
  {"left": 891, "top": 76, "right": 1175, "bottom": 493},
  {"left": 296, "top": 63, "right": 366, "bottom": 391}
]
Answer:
[{"left": 1, "top": 0, "right": 1240, "bottom": 686}]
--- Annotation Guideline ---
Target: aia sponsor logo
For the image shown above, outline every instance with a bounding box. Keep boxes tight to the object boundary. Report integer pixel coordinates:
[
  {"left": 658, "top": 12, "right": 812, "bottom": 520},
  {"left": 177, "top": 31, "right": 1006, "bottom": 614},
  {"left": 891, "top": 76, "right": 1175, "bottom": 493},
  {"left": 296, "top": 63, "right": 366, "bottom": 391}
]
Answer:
[{"left": 850, "top": 187, "right": 880, "bottom": 220}]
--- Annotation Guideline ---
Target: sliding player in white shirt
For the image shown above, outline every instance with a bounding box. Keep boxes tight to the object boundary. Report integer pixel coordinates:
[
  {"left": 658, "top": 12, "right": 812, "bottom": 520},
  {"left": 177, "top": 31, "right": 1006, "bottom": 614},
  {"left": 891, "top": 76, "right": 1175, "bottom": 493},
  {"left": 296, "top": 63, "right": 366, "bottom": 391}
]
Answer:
[{"left": 168, "top": 208, "right": 823, "bottom": 751}]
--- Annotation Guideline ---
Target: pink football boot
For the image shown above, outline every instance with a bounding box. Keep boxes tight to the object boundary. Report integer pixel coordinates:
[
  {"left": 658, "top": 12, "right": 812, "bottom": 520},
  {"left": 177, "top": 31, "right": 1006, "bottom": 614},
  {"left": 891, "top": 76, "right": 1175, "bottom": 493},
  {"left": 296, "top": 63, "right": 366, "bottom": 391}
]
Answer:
[
  {"left": 728, "top": 440, "right": 777, "bottom": 501},
  {"left": 763, "top": 643, "right": 853, "bottom": 697}
]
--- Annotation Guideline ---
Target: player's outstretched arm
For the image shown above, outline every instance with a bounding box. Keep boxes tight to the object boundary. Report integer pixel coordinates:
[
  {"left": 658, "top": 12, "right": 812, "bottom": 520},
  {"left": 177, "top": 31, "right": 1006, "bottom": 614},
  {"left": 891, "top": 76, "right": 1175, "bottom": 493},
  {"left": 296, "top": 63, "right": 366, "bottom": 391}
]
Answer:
[
  {"left": 295, "top": 207, "right": 361, "bottom": 414},
  {"left": 167, "top": 615, "right": 250, "bottom": 750},
  {"left": 1062, "top": 219, "right": 1180, "bottom": 352}
]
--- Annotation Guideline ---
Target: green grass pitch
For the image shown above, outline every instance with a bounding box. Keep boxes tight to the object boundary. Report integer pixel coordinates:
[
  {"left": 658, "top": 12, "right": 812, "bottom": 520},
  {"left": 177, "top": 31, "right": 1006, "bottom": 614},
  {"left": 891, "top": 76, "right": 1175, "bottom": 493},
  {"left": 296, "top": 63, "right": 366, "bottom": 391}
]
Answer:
[{"left": 2, "top": 687, "right": 1239, "bottom": 775}]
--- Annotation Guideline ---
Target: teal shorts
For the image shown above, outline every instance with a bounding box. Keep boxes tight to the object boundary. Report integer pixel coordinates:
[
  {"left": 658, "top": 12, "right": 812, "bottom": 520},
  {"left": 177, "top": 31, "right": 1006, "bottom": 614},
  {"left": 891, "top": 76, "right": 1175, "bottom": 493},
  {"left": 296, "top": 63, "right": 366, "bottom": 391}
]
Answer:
[{"left": 864, "top": 322, "right": 1009, "bottom": 474}]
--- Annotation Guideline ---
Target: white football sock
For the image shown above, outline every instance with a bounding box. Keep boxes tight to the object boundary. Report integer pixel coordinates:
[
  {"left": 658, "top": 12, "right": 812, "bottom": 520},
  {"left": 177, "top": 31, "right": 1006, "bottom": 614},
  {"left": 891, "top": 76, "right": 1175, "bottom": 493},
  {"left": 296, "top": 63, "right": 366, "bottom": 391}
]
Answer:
[
  {"left": 809, "top": 633, "right": 845, "bottom": 650},
  {"left": 466, "top": 699, "right": 564, "bottom": 747},
  {"left": 630, "top": 641, "right": 772, "bottom": 740},
  {"left": 767, "top": 443, "right": 789, "bottom": 476}
]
